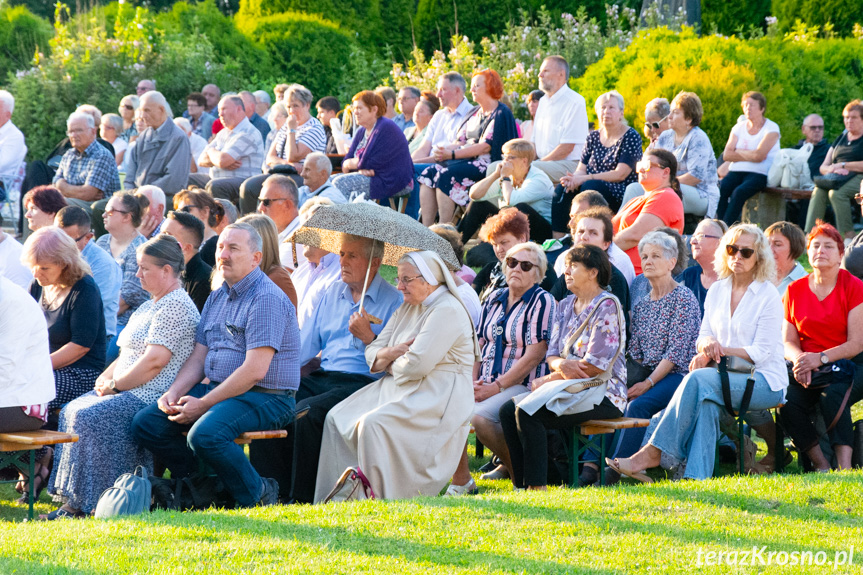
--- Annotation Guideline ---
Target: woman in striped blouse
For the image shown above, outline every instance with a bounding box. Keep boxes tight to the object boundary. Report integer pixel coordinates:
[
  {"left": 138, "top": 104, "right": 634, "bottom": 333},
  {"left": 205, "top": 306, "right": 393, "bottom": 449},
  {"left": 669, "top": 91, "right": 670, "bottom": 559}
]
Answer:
[{"left": 446, "top": 242, "right": 555, "bottom": 495}]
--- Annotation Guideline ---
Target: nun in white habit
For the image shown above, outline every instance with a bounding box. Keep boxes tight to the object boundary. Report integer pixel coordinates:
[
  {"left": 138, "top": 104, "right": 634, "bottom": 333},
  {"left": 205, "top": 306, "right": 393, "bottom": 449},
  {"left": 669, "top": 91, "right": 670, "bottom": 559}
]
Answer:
[{"left": 314, "top": 250, "right": 480, "bottom": 501}]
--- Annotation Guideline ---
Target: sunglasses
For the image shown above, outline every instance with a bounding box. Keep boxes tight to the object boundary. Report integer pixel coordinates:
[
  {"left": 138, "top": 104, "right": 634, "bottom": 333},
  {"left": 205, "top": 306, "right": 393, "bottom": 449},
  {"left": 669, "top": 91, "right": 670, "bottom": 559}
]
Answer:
[
  {"left": 636, "top": 159, "right": 664, "bottom": 172},
  {"left": 505, "top": 257, "right": 537, "bottom": 272},
  {"left": 644, "top": 115, "right": 669, "bottom": 130},
  {"left": 121, "top": 105, "right": 134, "bottom": 110},
  {"left": 258, "top": 198, "right": 288, "bottom": 207},
  {"left": 726, "top": 244, "right": 755, "bottom": 259}
]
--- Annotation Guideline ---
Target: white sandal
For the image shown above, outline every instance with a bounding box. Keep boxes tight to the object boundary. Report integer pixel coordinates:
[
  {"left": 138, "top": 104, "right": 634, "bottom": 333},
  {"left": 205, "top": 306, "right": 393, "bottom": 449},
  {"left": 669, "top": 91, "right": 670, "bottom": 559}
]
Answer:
[{"left": 444, "top": 478, "right": 479, "bottom": 496}]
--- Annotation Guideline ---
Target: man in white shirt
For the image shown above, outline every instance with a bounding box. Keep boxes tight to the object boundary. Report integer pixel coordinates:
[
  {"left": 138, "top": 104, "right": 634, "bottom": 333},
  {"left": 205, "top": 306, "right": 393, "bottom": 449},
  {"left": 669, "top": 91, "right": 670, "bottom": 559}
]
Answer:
[
  {"left": 530, "top": 56, "right": 589, "bottom": 184},
  {"left": 297, "top": 152, "right": 347, "bottom": 207},
  {"left": 406, "top": 72, "right": 477, "bottom": 219},
  {"left": 0, "top": 90, "right": 27, "bottom": 197},
  {"left": 0, "top": 229, "right": 32, "bottom": 289},
  {"left": 258, "top": 175, "right": 307, "bottom": 270}
]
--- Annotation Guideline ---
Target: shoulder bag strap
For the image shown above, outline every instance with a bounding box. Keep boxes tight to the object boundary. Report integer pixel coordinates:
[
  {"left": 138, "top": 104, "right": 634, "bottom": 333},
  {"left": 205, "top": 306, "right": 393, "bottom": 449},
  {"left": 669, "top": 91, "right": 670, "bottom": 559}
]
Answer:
[
  {"left": 718, "top": 356, "right": 755, "bottom": 417},
  {"left": 561, "top": 295, "right": 612, "bottom": 358}
]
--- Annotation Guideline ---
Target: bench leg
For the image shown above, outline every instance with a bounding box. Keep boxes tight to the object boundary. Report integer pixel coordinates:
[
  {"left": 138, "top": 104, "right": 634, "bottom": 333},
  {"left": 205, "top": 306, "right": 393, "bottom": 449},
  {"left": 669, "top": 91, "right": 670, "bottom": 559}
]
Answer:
[
  {"left": 27, "top": 449, "right": 35, "bottom": 521},
  {"left": 598, "top": 435, "right": 607, "bottom": 487},
  {"left": 738, "top": 417, "right": 745, "bottom": 475},
  {"left": 774, "top": 407, "right": 785, "bottom": 474}
]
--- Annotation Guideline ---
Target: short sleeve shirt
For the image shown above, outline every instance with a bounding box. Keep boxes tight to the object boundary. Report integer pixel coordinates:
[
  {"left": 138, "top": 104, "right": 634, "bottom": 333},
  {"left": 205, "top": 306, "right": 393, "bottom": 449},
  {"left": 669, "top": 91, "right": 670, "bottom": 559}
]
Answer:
[
  {"left": 116, "top": 288, "right": 200, "bottom": 403},
  {"left": 829, "top": 131, "right": 863, "bottom": 165},
  {"left": 272, "top": 117, "right": 327, "bottom": 163},
  {"left": 784, "top": 269, "right": 863, "bottom": 353},
  {"left": 53, "top": 140, "right": 121, "bottom": 198},
  {"left": 613, "top": 188, "right": 684, "bottom": 274},
  {"left": 203, "top": 117, "right": 265, "bottom": 180},
  {"left": 729, "top": 117, "right": 781, "bottom": 176}
]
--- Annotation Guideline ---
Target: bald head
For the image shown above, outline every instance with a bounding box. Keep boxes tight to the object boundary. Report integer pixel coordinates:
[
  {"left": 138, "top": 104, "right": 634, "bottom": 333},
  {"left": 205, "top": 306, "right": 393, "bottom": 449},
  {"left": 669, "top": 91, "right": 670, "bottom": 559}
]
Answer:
[
  {"left": 802, "top": 114, "right": 825, "bottom": 145},
  {"left": 240, "top": 91, "right": 256, "bottom": 119}
]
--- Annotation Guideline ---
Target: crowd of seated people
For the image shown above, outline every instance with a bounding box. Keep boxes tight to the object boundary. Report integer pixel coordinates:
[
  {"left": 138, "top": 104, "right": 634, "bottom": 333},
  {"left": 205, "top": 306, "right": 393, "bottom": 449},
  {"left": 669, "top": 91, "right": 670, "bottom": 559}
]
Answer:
[{"left": 5, "top": 61, "right": 863, "bottom": 521}]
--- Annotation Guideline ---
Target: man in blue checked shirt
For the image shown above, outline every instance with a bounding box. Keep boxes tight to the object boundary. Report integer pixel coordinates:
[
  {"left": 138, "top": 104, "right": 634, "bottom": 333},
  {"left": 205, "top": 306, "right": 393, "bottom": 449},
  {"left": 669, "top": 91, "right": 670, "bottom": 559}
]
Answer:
[
  {"left": 131, "top": 222, "right": 300, "bottom": 507},
  {"left": 53, "top": 112, "right": 121, "bottom": 215},
  {"left": 249, "top": 234, "right": 402, "bottom": 503}
]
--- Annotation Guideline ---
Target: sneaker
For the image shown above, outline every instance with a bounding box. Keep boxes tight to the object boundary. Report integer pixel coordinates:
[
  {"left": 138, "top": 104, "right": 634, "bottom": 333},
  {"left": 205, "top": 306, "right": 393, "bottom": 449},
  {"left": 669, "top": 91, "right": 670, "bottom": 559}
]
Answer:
[
  {"left": 258, "top": 477, "right": 280, "bottom": 506},
  {"left": 480, "top": 464, "right": 510, "bottom": 481},
  {"left": 444, "top": 479, "right": 479, "bottom": 496},
  {"left": 478, "top": 456, "right": 501, "bottom": 474}
]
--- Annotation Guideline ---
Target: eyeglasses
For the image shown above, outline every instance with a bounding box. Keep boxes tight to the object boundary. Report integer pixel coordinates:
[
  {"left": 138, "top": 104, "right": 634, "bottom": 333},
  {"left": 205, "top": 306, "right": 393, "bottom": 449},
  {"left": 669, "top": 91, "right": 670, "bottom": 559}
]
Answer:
[
  {"left": 726, "top": 244, "right": 755, "bottom": 259},
  {"left": 644, "top": 115, "right": 669, "bottom": 130},
  {"left": 225, "top": 322, "right": 245, "bottom": 337},
  {"left": 74, "top": 231, "right": 92, "bottom": 242},
  {"left": 121, "top": 105, "right": 135, "bottom": 111},
  {"left": 691, "top": 233, "right": 721, "bottom": 242},
  {"left": 505, "top": 257, "right": 537, "bottom": 272},
  {"left": 258, "top": 198, "right": 288, "bottom": 207},
  {"left": 804, "top": 125, "right": 824, "bottom": 130},
  {"left": 396, "top": 274, "right": 423, "bottom": 285},
  {"left": 104, "top": 209, "right": 130, "bottom": 217}
]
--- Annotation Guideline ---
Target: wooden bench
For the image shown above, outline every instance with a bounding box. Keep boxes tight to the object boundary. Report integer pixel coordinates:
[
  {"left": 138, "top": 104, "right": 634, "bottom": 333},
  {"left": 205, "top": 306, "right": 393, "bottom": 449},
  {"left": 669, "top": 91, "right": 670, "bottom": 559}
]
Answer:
[
  {"left": 0, "top": 430, "right": 79, "bottom": 520},
  {"left": 743, "top": 186, "right": 813, "bottom": 228},
  {"left": 568, "top": 418, "right": 650, "bottom": 487}
]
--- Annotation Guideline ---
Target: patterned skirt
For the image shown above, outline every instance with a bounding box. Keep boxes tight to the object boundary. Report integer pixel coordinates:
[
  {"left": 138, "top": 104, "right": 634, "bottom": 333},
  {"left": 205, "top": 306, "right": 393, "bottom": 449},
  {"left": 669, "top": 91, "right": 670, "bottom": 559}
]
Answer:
[
  {"left": 49, "top": 391, "right": 152, "bottom": 513},
  {"left": 51, "top": 366, "right": 102, "bottom": 411},
  {"left": 418, "top": 158, "right": 490, "bottom": 207}
]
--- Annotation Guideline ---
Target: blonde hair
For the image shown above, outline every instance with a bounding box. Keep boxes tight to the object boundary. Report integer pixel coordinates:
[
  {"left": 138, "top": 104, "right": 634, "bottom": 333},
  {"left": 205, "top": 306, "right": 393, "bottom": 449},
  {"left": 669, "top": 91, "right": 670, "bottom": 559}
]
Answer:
[
  {"left": 594, "top": 90, "right": 626, "bottom": 128},
  {"left": 237, "top": 214, "right": 281, "bottom": 274},
  {"left": 501, "top": 138, "right": 536, "bottom": 161},
  {"left": 21, "top": 226, "right": 92, "bottom": 287},
  {"left": 714, "top": 224, "right": 775, "bottom": 283},
  {"left": 505, "top": 241, "right": 547, "bottom": 283}
]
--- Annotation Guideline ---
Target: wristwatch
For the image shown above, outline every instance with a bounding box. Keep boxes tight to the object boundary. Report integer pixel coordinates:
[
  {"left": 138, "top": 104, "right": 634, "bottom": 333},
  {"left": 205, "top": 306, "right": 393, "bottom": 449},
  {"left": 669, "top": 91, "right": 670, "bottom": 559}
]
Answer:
[
  {"left": 820, "top": 352, "right": 829, "bottom": 365},
  {"left": 108, "top": 379, "right": 117, "bottom": 391},
  {"left": 500, "top": 176, "right": 512, "bottom": 183}
]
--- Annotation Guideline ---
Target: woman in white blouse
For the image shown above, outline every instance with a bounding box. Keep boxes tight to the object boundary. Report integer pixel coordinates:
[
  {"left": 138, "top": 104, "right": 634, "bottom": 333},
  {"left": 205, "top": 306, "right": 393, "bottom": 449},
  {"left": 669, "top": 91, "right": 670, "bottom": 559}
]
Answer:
[
  {"left": 716, "top": 91, "right": 781, "bottom": 226},
  {"left": 607, "top": 224, "right": 787, "bottom": 481},
  {"left": 45, "top": 235, "right": 200, "bottom": 519}
]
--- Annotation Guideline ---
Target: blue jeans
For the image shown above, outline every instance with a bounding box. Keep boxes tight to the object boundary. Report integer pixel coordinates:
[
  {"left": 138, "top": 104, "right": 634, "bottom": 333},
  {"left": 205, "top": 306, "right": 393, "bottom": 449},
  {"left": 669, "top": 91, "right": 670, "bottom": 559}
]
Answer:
[
  {"left": 649, "top": 368, "right": 784, "bottom": 480},
  {"left": 130, "top": 383, "right": 295, "bottom": 506},
  {"left": 407, "top": 163, "right": 431, "bottom": 221},
  {"left": 613, "top": 372, "right": 684, "bottom": 459}
]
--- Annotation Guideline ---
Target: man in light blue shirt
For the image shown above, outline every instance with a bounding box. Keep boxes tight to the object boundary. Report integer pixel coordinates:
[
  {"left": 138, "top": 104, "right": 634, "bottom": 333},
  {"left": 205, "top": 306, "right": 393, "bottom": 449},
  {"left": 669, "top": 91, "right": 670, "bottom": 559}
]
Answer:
[
  {"left": 55, "top": 206, "right": 122, "bottom": 339},
  {"left": 250, "top": 234, "right": 402, "bottom": 503},
  {"left": 297, "top": 152, "right": 348, "bottom": 207}
]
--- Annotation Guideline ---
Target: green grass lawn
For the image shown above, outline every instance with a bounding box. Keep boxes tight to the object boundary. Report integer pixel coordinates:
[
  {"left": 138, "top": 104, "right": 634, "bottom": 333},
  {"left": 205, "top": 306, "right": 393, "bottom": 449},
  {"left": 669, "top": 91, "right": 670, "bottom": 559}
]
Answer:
[{"left": 2, "top": 433, "right": 863, "bottom": 574}]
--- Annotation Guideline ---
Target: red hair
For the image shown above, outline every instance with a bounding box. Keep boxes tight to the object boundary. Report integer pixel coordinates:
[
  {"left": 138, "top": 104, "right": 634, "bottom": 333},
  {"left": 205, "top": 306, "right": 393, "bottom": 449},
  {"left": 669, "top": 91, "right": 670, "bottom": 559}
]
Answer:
[
  {"left": 473, "top": 69, "right": 504, "bottom": 100},
  {"left": 352, "top": 90, "right": 386, "bottom": 118},
  {"left": 807, "top": 220, "right": 844, "bottom": 256},
  {"left": 479, "top": 207, "right": 530, "bottom": 242}
]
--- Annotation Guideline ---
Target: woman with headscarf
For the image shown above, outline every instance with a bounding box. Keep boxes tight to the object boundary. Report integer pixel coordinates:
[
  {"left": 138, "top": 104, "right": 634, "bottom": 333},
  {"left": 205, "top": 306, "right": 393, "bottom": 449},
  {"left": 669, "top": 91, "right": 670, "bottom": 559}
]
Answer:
[{"left": 314, "top": 250, "right": 480, "bottom": 501}]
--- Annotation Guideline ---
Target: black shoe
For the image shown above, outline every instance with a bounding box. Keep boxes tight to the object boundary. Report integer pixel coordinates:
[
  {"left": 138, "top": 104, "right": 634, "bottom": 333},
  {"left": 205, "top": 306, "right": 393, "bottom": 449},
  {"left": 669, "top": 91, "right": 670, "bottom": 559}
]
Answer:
[
  {"left": 603, "top": 466, "right": 621, "bottom": 486},
  {"left": 718, "top": 444, "right": 737, "bottom": 464},
  {"left": 258, "top": 477, "right": 279, "bottom": 506},
  {"left": 578, "top": 465, "right": 599, "bottom": 487}
]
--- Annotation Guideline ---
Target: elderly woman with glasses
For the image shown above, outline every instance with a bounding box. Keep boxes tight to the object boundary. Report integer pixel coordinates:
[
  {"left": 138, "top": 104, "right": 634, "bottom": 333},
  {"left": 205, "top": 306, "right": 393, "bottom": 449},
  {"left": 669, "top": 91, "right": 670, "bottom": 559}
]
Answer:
[
  {"left": 552, "top": 91, "right": 643, "bottom": 225},
  {"left": 45, "top": 234, "right": 200, "bottom": 519},
  {"left": 593, "top": 231, "right": 700, "bottom": 486},
  {"left": 613, "top": 149, "right": 684, "bottom": 275},
  {"left": 447, "top": 242, "right": 555, "bottom": 494},
  {"left": 314, "top": 250, "right": 479, "bottom": 501},
  {"left": 642, "top": 98, "right": 670, "bottom": 146},
  {"left": 500, "top": 244, "right": 627, "bottom": 491},
  {"left": 118, "top": 95, "right": 140, "bottom": 142},
  {"left": 608, "top": 224, "right": 787, "bottom": 482},
  {"left": 781, "top": 222, "right": 863, "bottom": 472},
  {"left": 460, "top": 138, "right": 554, "bottom": 244},
  {"left": 676, "top": 219, "right": 728, "bottom": 315}
]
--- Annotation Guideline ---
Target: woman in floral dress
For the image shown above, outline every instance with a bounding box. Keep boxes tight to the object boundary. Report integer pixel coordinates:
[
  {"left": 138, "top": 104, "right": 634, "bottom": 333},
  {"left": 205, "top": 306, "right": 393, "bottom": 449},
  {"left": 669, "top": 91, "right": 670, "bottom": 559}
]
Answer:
[{"left": 419, "top": 69, "right": 518, "bottom": 226}]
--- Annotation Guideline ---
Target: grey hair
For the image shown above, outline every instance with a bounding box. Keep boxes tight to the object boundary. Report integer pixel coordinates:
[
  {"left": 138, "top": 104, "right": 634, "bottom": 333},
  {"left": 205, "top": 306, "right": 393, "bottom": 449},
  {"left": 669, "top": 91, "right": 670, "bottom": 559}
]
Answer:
[
  {"left": 141, "top": 91, "right": 173, "bottom": 118},
  {"left": 102, "top": 113, "right": 124, "bottom": 133},
  {"left": 645, "top": 97, "right": 670, "bottom": 120},
  {"left": 137, "top": 185, "right": 166, "bottom": 209},
  {"left": 305, "top": 152, "right": 333, "bottom": 176},
  {"left": 254, "top": 90, "right": 272, "bottom": 106},
  {"left": 342, "top": 233, "right": 384, "bottom": 260},
  {"left": 173, "top": 117, "right": 192, "bottom": 134},
  {"left": 595, "top": 90, "right": 625, "bottom": 116},
  {"left": 75, "top": 105, "right": 102, "bottom": 125},
  {"left": 67, "top": 111, "right": 95, "bottom": 129},
  {"left": 401, "top": 86, "right": 421, "bottom": 99},
  {"left": 266, "top": 175, "right": 300, "bottom": 207},
  {"left": 224, "top": 222, "right": 263, "bottom": 253},
  {"left": 287, "top": 84, "right": 313, "bottom": 106},
  {"left": 137, "top": 233, "right": 185, "bottom": 276},
  {"left": 221, "top": 95, "right": 245, "bottom": 111},
  {"left": 121, "top": 94, "right": 140, "bottom": 109},
  {"left": 0, "top": 90, "right": 15, "bottom": 114},
  {"left": 214, "top": 198, "right": 238, "bottom": 224},
  {"left": 638, "top": 230, "right": 678, "bottom": 262},
  {"left": 543, "top": 55, "right": 570, "bottom": 82},
  {"left": 270, "top": 102, "right": 287, "bottom": 118},
  {"left": 440, "top": 72, "right": 466, "bottom": 93},
  {"left": 505, "top": 241, "right": 547, "bottom": 283}
]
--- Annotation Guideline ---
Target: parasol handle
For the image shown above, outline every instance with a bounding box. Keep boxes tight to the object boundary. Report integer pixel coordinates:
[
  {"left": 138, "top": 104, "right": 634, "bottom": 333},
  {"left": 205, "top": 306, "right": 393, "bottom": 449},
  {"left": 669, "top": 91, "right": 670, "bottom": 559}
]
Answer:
[{"left": 358, "top": 239, "right": 375, "bottom": 316}]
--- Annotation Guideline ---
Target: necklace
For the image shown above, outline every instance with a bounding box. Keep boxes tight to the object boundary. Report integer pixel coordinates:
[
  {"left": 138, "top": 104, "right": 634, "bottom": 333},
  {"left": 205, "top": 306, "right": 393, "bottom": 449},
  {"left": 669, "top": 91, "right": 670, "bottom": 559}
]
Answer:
[{"left": 42, "top": 286, "right": 69, "bottom": 310}]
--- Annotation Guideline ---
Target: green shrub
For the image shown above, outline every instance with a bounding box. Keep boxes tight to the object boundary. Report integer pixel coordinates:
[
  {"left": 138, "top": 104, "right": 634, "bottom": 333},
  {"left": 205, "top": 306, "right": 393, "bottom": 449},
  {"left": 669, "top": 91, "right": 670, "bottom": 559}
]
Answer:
[
  {"left": 576, "top": 27, "right": 863, "bottom": 153},
  {"left": 0, "top": 5, "right": 52, "bottom": 81},
  {"left": 702, "top": 0, "right": 771, "bottom": 35},
  {"left": 772, "top": 0, "right": 863, "bottom": 36}
]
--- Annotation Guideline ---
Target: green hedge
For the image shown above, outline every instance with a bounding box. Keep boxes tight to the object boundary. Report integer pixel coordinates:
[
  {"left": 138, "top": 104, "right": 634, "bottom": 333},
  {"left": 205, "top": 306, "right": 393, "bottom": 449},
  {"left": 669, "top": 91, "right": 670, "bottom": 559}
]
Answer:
[
  {"left": 702, "top": 0, "right": 771, "bottom": 35},
  {"left": 576, "top": 27, "right": 863, "bottom": 154},
  {"left": 0, "top": 5, "right": 52, "bottom": 82},
  {"left": 771, "top": 0, "right": 863, "bottom": 36}
]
